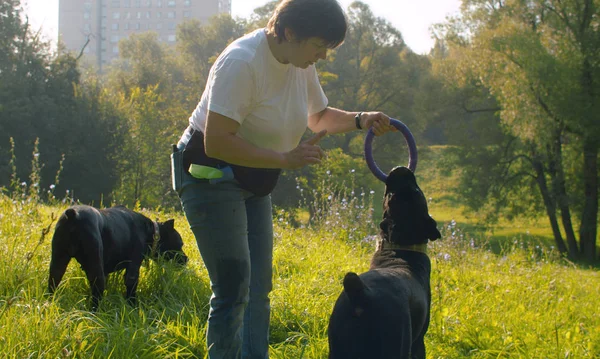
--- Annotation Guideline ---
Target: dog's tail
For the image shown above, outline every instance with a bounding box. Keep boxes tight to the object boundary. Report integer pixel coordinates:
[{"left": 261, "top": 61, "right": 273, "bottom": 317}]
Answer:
[
  {"left": 52, "top": 208, "right": 81, "bottom": 257},
  {"left": 343, "top": 272, "right": 370, "bottom": 312},
  {"left": 64, "top": 208, "right": 77, "bottom": 221}
]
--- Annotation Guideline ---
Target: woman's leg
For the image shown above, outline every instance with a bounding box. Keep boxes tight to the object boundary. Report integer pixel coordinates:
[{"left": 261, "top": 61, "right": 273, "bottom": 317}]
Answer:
[
  {"left": 242, "top": 194, "right": 273, "bottom": 359},
  {"left": 180, "top": 177, "right": 250, "bottom": 359}
]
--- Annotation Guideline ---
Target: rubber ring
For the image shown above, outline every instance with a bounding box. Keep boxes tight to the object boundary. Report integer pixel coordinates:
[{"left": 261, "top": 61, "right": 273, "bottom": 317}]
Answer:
[{"left": 364, "top": 118, "right": 417, "bottom": 182}]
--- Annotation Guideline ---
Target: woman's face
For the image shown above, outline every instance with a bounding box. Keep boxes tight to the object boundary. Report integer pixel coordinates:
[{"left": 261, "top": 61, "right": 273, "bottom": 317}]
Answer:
[{"left": 287, "top": 37, "right": 329, "bottom": 68}]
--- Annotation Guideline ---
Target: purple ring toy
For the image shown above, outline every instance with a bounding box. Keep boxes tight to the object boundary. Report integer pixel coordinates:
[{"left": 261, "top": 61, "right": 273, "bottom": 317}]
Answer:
[{"left": 364, "top": 118, "right": 417, "bottom": 182}]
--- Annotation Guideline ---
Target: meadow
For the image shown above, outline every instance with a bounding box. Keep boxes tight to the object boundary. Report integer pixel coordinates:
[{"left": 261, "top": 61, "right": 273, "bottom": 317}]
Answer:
[{"left": 1, "top": 149, "right": 599, "bottom": 358}]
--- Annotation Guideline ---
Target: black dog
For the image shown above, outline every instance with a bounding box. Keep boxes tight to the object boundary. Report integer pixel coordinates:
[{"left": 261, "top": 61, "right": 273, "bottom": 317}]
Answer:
[
  {"left": 47, "top": 205, "right": 188, "bottom": 310},
  {"left": 328, "top": 166, "right": 441, "bottom": 358}
]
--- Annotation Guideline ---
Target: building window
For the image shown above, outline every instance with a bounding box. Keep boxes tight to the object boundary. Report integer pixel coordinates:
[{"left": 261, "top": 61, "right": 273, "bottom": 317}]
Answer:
[
  {"left": 123, "top": 0, "right": 130, "bottom": 7},
  {"left": 156, "top": 11, "right": 161, "bottom": 18},
  {"left": 83, "top": 12, "right": 90, "bottom": 19},
  {"left": 111, "top": 23, "right": 119, "bottom": 30},
  {"left": 167, "top": 11, "right": 175, "bottom": 18},
  {"left": 112, "top": 12, "right": 120, "bottom": 19},
  {"left": 84, "top": 23, "right": 91, "bottom": 32},
  {"left": 137, "top": 11, "right": 142, "bottom": 19},
  {"left": 111, "top": 35, "right": 120, "bottom": 43},
  {"left": 168, "top": 34, "right": 176, "bottom": 42},
  {"left": 156, "top": 22, "right": 163, "bottom": 29},
  {"left": 145, "top": 0, "right": 152, "bottom": 7},
  {"left": 113, "top": 46, "right": 119, "bottom": 54},
  {"left": 124, "top": 23, "right": 130, "bottom": 30},
  {"left": 146, "top": 11, "right": 151, "bottom": 18},
  {"left": 84, "top": 3, "right": 92, "bottom": 10},
  {"left": 135, "top": 23, "right": 141, "bottom": 29},
  {"left": 184, "top": 0, "right": 191, "bottom": 6},
  {"left": 168, "top": 22, "right": 176, "bottom": 30},
  {"left": 134, "top": 0, "right": 141, "bottom": 7},
  {"left": 167, "top": 0, "right": 176, "bottom": 7},
  {"left": 111, "top": 0, "right": 120, "bottom": 7},
  {"left": 126, "top": 12, "right": 131, "bottom": 19},
  {"left": 183, "top": 10, "right": 190, "bottom": 18},
  {"left": 157, "top": 0, "right": 162, "bottom": 7}
]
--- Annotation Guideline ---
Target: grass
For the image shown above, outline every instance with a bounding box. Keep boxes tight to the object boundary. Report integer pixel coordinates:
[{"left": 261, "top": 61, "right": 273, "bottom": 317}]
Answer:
[{"left": 1, "top": 146, "right": 599, "bottom": 358}]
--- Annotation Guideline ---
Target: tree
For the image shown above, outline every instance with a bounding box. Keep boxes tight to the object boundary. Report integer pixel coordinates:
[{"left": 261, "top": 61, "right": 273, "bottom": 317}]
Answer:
[
  {"left": 0, "top": 0, "right": 124, "bottom": 204},
  {"left": 435, "top": 0, "right": 599, "bottom": 262}
]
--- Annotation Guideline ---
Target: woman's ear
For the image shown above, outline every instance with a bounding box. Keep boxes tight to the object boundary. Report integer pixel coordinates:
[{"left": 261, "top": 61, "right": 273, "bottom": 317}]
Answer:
[{"left": 284, "top": 27, "right": 296, "bottom": 42}]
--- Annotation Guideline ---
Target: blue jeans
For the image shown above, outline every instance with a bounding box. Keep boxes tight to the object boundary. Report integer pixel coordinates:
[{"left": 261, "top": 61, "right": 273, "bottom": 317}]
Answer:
[{"left": 179, "top": 171, "right": 273, "bottom": 359}]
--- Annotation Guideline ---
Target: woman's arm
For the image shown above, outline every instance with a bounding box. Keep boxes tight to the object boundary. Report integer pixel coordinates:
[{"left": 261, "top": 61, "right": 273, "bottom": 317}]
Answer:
[
  {"left": 204, "top": 111, "right": 326, "bottom": 170},
  {"left": 308, "top": 107, "right": 395, "bottom": 136}
]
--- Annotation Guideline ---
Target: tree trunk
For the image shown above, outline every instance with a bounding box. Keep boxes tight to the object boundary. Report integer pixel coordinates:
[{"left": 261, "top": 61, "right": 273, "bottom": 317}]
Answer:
[
  {"left": 579, "top": 138, "right": 598, "bottom": 263},
  {"left": 547, "top": 137, "right": 579, "bottom": 259},
  {"left": 532, "top": 156, "right": 568, "bottom": 254}
]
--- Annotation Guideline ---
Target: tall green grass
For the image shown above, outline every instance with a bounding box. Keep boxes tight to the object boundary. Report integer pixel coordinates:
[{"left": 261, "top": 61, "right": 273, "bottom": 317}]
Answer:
[{"left": 1, "top": 176, "right": 599, "bottom": 358}]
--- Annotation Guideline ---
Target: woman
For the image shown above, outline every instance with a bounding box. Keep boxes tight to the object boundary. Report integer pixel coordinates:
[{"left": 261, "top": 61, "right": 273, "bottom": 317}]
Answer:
[{"left": 175, "top": 0, "right": 395, "bottom": 357}]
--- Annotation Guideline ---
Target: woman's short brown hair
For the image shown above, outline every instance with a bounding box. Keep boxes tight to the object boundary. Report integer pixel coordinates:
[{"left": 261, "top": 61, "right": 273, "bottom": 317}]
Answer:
[{"left": 267, "top": 0, "right": 347, "bottom": 48}]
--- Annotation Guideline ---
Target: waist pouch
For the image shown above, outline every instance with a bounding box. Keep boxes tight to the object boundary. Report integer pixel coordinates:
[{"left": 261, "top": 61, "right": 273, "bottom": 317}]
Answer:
[
  {"left": 182, "top": 129, "right": 281, "bottom": 197},
  {"left": 170, "top": 145, "right": 184, "bottom": 194}
]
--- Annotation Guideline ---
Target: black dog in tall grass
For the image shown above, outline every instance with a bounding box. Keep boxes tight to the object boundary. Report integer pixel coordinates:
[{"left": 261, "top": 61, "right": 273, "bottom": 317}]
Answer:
[
  {"left": 328, "top": 166, "right": 441, "bottom": 358},
  {"left": 47, "top": 205, "right": 188, "bottom": 310}
]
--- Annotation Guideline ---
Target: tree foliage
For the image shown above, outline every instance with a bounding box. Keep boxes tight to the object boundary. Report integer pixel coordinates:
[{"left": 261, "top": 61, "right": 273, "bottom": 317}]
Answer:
[
  {"left": 434, "top": 0, "right": 600, "bottom": 262},
  {"left": 0, "top": 0, "right": 124, "bottom": 204}
]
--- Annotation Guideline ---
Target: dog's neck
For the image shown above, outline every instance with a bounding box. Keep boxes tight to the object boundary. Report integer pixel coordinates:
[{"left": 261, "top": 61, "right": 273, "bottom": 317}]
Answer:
[{"left": 376, "top": 238, "right": 428, "bottom": 254}]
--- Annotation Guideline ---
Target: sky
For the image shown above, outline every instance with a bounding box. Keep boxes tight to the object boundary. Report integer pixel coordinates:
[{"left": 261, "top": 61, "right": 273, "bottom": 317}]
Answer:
[{"left": 22, "top": 0, "right": 461, "bottom": 54}]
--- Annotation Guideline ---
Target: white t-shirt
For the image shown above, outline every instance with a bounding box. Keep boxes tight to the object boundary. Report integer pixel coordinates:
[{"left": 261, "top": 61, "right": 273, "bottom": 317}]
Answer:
[{"left": 179, "top": 28, "right": 329, "bottom": 153}]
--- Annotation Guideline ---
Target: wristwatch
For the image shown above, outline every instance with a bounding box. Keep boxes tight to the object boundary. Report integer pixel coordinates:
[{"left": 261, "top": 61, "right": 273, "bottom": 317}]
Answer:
[{"left": 355, "top": 112, "right": 363, "bottom": 130}]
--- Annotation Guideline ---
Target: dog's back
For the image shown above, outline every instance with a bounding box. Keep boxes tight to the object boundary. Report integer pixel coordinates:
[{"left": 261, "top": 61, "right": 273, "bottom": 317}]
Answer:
[{"left": 328, "top": 250, "right": 432, "bottom": 358}]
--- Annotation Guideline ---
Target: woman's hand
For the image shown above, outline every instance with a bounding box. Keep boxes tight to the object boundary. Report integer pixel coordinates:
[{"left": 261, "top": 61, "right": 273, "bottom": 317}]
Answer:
[
  {"left": 361, "top": 112, "right": 397, "bottom": 136},
  {"left": 282, "top": 130, "right": 327, "bottom": 169}
]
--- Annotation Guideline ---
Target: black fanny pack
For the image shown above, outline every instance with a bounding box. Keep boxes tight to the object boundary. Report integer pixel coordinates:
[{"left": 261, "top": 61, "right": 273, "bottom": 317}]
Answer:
[{"left": 182, "top": 129, "right": 281, "bottom": 197}]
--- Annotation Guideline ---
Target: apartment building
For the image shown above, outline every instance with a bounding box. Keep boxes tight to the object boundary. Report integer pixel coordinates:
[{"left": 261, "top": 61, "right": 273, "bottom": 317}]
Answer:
[{"left": 59, "top": 0, "right": 231, "bottom": 71}]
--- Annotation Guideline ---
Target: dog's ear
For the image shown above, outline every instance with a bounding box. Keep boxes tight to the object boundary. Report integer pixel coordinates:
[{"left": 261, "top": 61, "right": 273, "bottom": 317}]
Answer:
[{"left": 163, "top": 219, "right": 175, "bottom": 230}]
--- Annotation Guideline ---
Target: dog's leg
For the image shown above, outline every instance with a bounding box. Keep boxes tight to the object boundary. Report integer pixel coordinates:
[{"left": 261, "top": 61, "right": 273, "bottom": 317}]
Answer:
[
  {"left": 77, "top": 247, "right": 105, "bottom": 311},
  {"left": 48, "top": 253, "right": 71, "bottom": 293},
  {"left": 411, "top": 312, "right": 429, "bottom": 359},
  {"left": 380, "top": 308, "right": 413, "bottom": 359},
  {"left": 411, "top": 336, "right": 426, "bottom": 359},
  {"left": 83, "top": 265, "right": 105, "bottom": 311},
  {"left": 124, "top": 263, "right": 141, "bottom": 306}
]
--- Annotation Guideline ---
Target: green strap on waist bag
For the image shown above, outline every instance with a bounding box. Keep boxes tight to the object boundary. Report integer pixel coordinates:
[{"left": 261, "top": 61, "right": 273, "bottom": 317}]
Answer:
[{"left": 188, "top": 164, "right": 224, "bottom": 179}]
